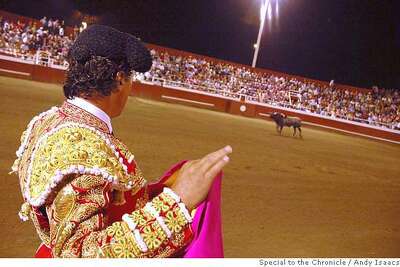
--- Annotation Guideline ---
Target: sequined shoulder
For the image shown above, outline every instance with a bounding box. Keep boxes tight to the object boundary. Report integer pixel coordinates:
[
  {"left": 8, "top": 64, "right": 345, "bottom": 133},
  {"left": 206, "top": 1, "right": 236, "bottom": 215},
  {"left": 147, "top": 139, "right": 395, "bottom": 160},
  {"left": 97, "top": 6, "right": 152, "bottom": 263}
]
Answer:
[{"left": 23, "top": 122, "right": 146, "bottom": 207}]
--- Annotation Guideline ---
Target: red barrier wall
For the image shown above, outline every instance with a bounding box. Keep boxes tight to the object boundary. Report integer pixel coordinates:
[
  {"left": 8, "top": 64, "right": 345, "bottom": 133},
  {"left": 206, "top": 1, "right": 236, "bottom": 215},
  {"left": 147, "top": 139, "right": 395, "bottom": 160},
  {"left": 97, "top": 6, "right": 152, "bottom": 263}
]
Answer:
[
  {"left": 0, "top": 59, "right": 34, "bottom": 79},
  {"left": 132, "top": 82, "right": 228, "bottom": 112},
  {"left": 228, "top": 101, "right": 256, "bottom": 117},
  {"left": 132, "top": 82, "right": 400, "bottom": 143},
  {"left": 0, "top": 58, "right": 65, "bottom": 83},
  {"left": 0, "top": 57, "right": 398, "bottom": 143},
  {"left": 31, "top": 64, "right": 65, "bottom": 84}
]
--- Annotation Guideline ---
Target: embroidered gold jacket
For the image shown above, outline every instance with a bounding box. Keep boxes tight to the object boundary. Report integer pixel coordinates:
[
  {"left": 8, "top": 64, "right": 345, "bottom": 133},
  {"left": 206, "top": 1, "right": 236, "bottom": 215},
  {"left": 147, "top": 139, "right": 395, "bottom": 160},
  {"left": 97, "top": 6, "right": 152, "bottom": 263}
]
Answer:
[{"left": 12, "top": 102, "right": 193, "bottom": 258}]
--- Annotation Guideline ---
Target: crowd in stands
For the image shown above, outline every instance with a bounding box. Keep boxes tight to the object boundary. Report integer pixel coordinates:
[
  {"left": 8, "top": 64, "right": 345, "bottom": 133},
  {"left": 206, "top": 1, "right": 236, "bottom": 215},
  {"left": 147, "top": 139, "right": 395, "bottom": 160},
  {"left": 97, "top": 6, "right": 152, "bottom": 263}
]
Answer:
[
  {"left": 0, "top": 16, "right": 74, "bottom": 66},
  {"left": 144, "top": 50, "right": 400, "bottom": 130},
  {"left": 1, "top": 15, "right": 399, "bottom": 130}
]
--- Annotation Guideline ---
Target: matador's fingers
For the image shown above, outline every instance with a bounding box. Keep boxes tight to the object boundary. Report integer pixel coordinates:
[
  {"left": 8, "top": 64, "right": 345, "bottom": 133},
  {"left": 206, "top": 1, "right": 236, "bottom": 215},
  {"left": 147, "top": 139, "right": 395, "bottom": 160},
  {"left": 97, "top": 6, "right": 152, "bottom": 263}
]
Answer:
[
  {"left": 198, "top": 145, "right": 232, "bottom": 173},
  {"left": 205, "top": 155, "right": 230, "bottom": 181}
]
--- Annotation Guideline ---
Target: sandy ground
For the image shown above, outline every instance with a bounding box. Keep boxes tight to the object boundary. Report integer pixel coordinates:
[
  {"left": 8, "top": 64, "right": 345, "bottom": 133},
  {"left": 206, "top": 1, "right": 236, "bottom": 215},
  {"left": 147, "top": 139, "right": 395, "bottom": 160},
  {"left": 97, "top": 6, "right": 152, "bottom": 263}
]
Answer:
[{"left": 0, "top": 76, "right": 399, "bottom": 257}]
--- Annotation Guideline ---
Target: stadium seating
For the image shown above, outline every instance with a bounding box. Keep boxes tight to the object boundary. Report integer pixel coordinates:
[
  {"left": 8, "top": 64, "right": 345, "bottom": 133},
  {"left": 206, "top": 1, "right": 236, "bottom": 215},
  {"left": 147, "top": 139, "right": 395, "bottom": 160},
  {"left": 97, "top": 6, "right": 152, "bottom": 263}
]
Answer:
[{"left": 1, "top": 15, "right": 399, "bottom": 130}]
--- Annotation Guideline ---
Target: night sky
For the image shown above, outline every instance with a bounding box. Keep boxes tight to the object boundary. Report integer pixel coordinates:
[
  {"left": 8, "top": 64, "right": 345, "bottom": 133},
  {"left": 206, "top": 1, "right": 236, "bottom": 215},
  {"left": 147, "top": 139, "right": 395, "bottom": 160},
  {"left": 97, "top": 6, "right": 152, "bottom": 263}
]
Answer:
[{"left": 1, "top": 0, "right": 399, "bottom": 89}]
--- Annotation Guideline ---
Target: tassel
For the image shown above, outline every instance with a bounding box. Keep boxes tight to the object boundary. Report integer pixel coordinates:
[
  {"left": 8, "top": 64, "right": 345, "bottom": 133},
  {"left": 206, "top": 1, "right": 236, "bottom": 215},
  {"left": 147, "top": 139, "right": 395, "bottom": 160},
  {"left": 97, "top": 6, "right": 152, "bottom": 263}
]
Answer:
[
  {"left": 9, "top": 158, "right": 20, "bottom": 175},
  {"left": 18, "top": 202, "right": 31, "bottom": 221}
]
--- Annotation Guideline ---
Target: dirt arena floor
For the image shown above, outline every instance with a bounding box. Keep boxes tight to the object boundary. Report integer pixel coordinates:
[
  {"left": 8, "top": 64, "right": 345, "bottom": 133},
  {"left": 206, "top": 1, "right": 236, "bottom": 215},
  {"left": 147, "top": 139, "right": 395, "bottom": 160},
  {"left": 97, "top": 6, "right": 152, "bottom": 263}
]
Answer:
[{"left": 0, "top": 76, "right": 399, "bottom": 257}]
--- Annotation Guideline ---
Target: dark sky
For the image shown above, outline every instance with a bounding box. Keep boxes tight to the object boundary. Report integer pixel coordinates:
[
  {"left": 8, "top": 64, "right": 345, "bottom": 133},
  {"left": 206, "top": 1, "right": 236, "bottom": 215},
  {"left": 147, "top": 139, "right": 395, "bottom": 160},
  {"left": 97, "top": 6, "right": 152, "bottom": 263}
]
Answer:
[{"left": 1, "top": 0, "right": 399, "bottom": 89}]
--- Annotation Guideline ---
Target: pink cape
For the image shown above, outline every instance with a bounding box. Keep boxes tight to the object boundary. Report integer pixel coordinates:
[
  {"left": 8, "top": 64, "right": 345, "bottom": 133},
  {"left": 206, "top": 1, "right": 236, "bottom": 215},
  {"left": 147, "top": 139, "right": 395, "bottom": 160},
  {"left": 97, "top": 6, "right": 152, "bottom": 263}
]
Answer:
[
  {"left": 183, "top": 172, "right": 224, "bottom": 258},
  {"left": 148, "top": 160, "right": 224, "bottom": 258}
]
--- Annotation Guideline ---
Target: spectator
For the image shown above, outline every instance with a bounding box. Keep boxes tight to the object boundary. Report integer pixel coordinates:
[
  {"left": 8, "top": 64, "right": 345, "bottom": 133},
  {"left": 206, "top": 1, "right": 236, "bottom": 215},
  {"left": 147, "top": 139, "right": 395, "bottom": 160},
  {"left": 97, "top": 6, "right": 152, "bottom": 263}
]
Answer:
[
  {"left": 146, "top": 50, "right": 399, "bottom": 129},
  {"left": 0, "top": 16, "right": 399, "bottom": 130}
]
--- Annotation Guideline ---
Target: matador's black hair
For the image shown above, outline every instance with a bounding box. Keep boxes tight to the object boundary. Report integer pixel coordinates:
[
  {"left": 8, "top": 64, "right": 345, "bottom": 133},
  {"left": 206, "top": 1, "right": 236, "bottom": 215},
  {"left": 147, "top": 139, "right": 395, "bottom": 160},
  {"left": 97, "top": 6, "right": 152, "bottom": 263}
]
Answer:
[{"left": 63, "top": 25, "right": 152, "bottom": 99}]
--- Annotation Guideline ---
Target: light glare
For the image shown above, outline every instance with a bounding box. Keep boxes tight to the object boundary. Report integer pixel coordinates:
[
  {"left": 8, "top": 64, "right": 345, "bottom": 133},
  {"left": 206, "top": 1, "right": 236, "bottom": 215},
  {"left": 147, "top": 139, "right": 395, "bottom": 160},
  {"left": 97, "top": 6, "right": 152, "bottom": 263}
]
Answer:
[
  {"left": 275, "top": 0, "right": 279, "bottom": 19},
  {"left": 267, "top": 1, "right": 272, "bottom": 21},
  {"left": 260, "top": 0, "right": 269, "bottom": 23}
]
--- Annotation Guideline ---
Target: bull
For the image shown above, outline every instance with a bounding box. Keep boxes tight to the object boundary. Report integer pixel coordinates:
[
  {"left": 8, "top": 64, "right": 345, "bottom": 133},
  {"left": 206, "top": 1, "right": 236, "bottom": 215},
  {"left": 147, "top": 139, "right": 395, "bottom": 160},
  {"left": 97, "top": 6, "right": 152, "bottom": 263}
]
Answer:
[{"left": 270, "top": 112, "right": 302, "bottom": 137}]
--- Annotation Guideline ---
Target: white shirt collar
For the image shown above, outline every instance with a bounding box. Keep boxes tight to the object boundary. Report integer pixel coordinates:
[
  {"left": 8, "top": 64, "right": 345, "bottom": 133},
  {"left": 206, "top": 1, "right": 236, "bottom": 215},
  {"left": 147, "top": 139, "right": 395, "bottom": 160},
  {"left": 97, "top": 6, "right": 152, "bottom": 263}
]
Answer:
[{"left": 67, "top": 97, "right": 113, "bottom": 133}]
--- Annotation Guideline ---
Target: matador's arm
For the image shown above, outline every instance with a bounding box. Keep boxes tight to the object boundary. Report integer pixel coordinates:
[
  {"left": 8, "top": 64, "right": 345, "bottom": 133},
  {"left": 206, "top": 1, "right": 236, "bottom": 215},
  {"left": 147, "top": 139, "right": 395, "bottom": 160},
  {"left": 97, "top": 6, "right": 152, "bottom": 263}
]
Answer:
[{"left": 48, "top": 174, "right": 193, "bottom": 258}]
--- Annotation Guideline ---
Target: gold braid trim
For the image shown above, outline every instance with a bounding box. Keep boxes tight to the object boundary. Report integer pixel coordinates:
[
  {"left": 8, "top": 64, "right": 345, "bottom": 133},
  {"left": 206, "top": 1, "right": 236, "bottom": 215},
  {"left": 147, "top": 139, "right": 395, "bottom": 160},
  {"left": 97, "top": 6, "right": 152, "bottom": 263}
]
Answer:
[
  {"left": 24, "top": 123, "right": 145, "bottom": 207},
  {"left": 49, "top": 174, "right": 192, "bottom": 258},
  {"left": 99, "top": 192, "right": 192, "bottom": 258},
  {"left": 50, "top": 175, "right": 108, "bottom": 257}
]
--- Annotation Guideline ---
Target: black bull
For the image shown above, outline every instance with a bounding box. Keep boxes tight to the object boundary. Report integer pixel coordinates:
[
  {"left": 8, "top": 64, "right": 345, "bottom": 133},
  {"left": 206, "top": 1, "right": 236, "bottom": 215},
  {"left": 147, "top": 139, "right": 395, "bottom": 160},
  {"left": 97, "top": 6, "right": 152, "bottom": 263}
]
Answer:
[{"left": 270, "top": 112, "right": 302, "bottom": 137}]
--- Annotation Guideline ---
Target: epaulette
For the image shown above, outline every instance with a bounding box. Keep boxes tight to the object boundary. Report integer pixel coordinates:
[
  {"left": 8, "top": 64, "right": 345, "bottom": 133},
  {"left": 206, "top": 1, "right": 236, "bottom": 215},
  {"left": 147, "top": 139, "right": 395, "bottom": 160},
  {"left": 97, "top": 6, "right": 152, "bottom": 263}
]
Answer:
[{"left": 20, "top": 122, "right": 145, "bottom": 207}]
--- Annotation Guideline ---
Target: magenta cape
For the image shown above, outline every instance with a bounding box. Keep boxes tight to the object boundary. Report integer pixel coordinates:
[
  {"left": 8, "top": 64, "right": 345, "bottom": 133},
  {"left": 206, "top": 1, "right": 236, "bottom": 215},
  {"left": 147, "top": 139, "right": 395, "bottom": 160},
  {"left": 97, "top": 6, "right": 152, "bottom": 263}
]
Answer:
[
  {"left": 35, "top": 160, "right": 224, "bottom": 258},
  {"left": 182, "top": 173, "right": 223, "bottom": 258},
  {"left": 148, "top": 160, "right": 224, "bottom": 258}
]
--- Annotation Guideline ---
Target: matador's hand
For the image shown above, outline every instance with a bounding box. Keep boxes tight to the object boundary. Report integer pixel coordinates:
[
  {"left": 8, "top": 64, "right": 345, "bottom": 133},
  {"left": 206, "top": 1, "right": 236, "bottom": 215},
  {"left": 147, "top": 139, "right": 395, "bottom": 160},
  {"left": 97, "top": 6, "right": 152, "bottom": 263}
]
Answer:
[{"left": 171, "top": 145, "right": 232, "bottom": 210}]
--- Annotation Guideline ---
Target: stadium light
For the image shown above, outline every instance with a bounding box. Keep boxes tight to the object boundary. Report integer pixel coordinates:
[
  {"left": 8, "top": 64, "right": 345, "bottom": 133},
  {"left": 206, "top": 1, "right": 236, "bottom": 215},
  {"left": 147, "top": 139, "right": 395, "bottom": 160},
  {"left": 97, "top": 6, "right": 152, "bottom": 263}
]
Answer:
[
  {"left": 276, "top": 0, "right": 279, "bottom": 19},
  {"left": 252, "top": 0, "right": 273, "bottom": 68}
]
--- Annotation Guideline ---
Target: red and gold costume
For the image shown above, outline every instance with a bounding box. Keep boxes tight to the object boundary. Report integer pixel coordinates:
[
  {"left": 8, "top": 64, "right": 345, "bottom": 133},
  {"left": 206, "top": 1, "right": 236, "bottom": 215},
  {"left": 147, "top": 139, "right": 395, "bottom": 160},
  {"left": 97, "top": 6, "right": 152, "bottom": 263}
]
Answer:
[{"left": 11, "top": 101, "right": 194, "bottom": 258}]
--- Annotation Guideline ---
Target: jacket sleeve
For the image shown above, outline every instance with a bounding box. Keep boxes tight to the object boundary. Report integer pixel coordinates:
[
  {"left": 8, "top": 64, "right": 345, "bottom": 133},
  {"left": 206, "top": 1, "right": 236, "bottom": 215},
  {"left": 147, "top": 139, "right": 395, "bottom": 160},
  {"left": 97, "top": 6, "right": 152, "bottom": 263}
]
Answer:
[{"left": 47, "top": 174, "right": 193, "bottom": 258}]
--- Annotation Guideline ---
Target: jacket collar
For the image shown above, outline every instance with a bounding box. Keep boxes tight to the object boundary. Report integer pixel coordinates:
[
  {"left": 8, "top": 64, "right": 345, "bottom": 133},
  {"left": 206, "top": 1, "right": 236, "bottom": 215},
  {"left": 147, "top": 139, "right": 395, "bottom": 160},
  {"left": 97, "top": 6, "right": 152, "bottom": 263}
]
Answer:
[{"left": 61, "top": 100, "right": 111, "bottom": 134}]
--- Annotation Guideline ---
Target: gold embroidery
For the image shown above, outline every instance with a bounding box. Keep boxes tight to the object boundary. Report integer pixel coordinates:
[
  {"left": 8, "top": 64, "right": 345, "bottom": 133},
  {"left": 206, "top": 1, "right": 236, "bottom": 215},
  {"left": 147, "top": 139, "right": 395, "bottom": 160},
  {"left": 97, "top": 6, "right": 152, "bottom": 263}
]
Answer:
[
  {"left": 152, "top": 196, "right": 170, "bottom": 213},
  {"left": 18, "top": 110, "right": 63, "bottom": 195},
  {"left": 14, "top": 101, "right": 146, "bottom": 210},
  {"left": 54, "top": 221, "right": 76, "bottom": 256},
  {"left": 134, "top": 187, "right": 149, "bottom": 210},
  {"left": 59, "top": 215, "right": 102, "bottom": 257},
  {"left": 164, "top": 210, "right": 186, "bottom": 233},
  {"left": 142, "top": 222, "right": 166, "bottom": 250},
  {"left": 62, "top": 102, "right": 109, "bottom": 133},
  {"left": 48, "top": 178, "right": 193, "bottom": 258},
  {"left": 104, "top": 222, "right": 142, "bottom": 257},
  {"left": 106, "top": 222, "right": 126, "bottom": 238},
  {"left": 14, "top": 102, "right": 193, "bottom": 258},
  {"left": 25, "top": 124, "right": 145, "bottom": 205},
  {"left": 126, "top": 210, "right": 150, "bottom": 227},
  {"left": 155, "top": 246, "right": 176, "bottom": 258},
  {"left": 81, "top": 232, "right": 101, "bottom": 258},
  {"left": 73, "top": 175, "right": 106, "bottom": 190},
  {"left": 53, "top": 184, "right": 76, "bottom": 222},
  {"left": 171, "top": 232, "right": 185, "bottom": 248},
  {"left": 159, "top": 192, "right": 177, "bottom": 207}
]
